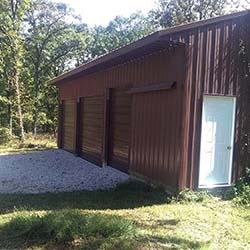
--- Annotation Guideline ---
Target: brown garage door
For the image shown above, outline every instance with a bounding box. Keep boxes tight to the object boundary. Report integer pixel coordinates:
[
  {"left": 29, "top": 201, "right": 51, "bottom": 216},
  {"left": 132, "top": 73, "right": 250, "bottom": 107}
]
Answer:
[
  {"left": 108, "top": 88, "right": 131, "bottom": 172},
  {"left": 62, "top": 99, "right": 76, "bottom": 152},
  {"left": 80, "top": 96, "right": 104, "bottom": 166}
]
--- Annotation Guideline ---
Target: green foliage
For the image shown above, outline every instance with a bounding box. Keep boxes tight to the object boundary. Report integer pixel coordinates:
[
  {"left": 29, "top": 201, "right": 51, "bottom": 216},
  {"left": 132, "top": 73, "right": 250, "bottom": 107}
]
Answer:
[
  {"left": 77, "top": 12, "right": 155, "bottom": 63},
  {"left": 177, "top": 189, "right": 212, "bottom": 203},
  {"left": 150, "top": 0, "right": 227, "bottom": 28},
  {"left": 0, "top": 133, "right": 56, "bottom": 153},
  {"left": 223, "top": 178, "right": 250, "bottom": 206},
  {"left": 0, "top": 128, "right": 12, "bottom": 144},
  {"left": 232, "top": 180, "right": 250, "bottom": 206},
  {"left": 223, "top": 187, "right": 236, "bottom": 200},
  {"left": 228, "top": 161, "right": 250, "bottom": 206}
]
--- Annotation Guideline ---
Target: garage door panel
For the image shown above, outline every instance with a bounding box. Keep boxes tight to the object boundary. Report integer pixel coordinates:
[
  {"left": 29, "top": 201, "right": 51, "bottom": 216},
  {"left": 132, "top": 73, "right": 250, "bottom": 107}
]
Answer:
[
  {"left": 109, "top": 88, "right": 131, "bottom": 172},
  {"left": 81, "top": 137, "right": 103, "bottom": 146},
  {"left": 62, "top": 100, "right": 76, "bottom": 152},
  {"left": 80, "top": 96, "right": 104, "bottom": 166}
]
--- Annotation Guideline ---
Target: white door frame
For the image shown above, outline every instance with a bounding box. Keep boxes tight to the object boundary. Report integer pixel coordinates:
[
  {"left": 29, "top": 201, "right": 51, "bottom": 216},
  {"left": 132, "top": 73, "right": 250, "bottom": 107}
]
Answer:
[{"left": 198, "top": 95, "right": 236, "bottom": 188}]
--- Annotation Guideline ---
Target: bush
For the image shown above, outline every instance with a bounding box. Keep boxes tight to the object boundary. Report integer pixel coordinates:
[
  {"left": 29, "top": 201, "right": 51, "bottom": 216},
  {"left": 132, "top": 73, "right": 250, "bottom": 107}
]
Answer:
[
  {"left": 0, "top": 127, "right": 12, "bottom": 144},
  {"left": 224, "top": 179, "right": 250, "bottom": 206},
  {"left": 177, "top": 189, "right": 212, "bottom": 203},
  {"left": 233, "top": 180, "right": 250, "bottom": 206},
  {"left": 223, "top": 187, "right": 236, "bottom": 200},
  {"left": 234, "top": 184, "right": 250, "bottom": 207}
]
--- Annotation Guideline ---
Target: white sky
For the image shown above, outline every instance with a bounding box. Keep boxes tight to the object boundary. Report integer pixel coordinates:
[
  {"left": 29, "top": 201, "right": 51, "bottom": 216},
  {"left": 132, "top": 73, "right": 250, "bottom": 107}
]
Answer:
[
  {"left": 53, "top": 0, "right": 157, "bottom": 27},
  {"left": 53, "top": 0, "right": 249, "bottom": 27}
]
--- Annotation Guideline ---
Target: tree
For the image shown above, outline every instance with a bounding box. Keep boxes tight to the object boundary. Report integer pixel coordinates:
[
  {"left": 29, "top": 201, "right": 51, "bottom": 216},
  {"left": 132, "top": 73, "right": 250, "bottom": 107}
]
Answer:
[
  {"left": 150, "top": 0, "right": 228, "bottom": 28},
  {"left": 78, "top": 12, "right": 155, "bottom": 62},
  {"left": 24, "top": 0, "right": 88, "bottom": 134},
  {"left": 0, "top": 0, "right": 31, "bottom": 142}
]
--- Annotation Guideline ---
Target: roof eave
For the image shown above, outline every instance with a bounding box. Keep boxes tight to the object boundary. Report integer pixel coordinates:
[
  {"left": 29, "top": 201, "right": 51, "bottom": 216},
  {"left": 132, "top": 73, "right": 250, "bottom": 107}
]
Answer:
[{"left": 51, "top": 10, "right": 250, "bottom": 85}]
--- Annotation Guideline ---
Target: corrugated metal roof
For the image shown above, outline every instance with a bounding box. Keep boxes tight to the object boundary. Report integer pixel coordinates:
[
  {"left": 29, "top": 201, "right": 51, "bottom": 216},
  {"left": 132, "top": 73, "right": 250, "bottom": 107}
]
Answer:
[{"left": 51, "top": 10, "right": 249, "bottom": 85}]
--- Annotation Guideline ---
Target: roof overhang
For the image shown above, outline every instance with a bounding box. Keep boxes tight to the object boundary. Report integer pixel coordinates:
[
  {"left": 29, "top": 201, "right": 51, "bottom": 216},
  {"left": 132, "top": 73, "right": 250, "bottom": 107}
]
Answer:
[
  {"left": 51, "top": 33, "right": 184, "bottom": 85},
  {"left": 51, "top": 10, "right": 250, "bottom": 85}
]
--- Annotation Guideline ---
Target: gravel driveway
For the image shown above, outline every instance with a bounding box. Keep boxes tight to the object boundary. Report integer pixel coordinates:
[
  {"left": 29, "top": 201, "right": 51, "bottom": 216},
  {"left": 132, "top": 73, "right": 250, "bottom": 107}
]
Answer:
[{"left": 0, "top": 149, "right": 129, "bottom": 193}]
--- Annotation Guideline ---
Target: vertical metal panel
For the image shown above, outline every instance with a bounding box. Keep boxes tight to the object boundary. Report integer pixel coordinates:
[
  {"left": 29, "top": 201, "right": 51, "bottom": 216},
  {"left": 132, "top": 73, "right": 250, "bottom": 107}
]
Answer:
[
  {"left": 62, "top": 100, "right": 77, "bottom": 153},
  {"left": 80, "top": 96, "right": 104, "bottom": 166},
  {"left": 108, "top": 88, "right": 131, "bottom": 172},
  {"left": 130, "top": 87, "right": 182, "bottom": 188},
  {"left": 102, "top": 88, "right": 111, "bottom": 165},
  {"left": 169, "top": 15, "right": 249, "bottom": 189}
]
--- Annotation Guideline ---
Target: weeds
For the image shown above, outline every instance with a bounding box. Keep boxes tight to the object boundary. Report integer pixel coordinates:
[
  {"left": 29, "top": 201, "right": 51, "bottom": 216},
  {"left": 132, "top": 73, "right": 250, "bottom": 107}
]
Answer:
[
  {"left": 176, "top": 189, "right": 212, "bottom": 203},
  {"left": 0, "top": 133, "right": 56, "bottom": 154}
]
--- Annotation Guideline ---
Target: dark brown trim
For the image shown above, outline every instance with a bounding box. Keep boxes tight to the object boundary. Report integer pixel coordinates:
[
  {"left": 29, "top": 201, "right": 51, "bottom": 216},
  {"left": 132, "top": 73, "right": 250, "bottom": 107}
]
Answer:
[
  {"left": 75, "top": 98, "right": 82, "bottom": 156},
  {"left": 128, "top": 81, "right": 177, "bottom": 94},
  {"left": 57, "top": 101, "right": 63, "bottom": 149},
  {"left": 178, "top": 44, "right": 189, "bottom": 190},
  {"left": 102, "top": 88, "right": 111, "bottom": 166}
]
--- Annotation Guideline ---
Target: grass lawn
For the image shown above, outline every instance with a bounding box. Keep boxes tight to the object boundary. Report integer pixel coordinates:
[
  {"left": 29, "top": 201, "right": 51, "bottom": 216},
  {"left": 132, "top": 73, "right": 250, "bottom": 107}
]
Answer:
[{"left": 0, "top": 181, "right": 249, "bottom": 250}]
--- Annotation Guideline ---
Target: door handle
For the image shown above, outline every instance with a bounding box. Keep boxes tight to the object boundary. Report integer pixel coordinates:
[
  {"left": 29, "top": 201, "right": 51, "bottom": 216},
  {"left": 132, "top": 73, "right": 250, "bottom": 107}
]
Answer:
[{"left": 227, "top": 146, "right": 232, "bottom": 150}]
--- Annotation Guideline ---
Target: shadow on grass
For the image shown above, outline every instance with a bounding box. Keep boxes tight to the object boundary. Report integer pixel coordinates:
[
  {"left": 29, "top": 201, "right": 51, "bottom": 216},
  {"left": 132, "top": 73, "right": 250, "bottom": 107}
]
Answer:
[
  {"left": 0, "top": 210, "right": 137, "bottom": 250},
  {"left": 0, "top": 181, "right": 170, "bottom": 214},
  {"left": 140, "top": 235, "right": 210, "bottom": 250},
  {"left": 154, "top": 218, "right": 180, "bottom": 226},
  {"left": 0, "top": 210, "right": 209, "bottom": 250}
]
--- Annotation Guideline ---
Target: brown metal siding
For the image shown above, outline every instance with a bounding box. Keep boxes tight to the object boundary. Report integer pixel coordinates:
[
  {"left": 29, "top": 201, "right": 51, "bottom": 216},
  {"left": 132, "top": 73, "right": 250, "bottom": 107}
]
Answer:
[
  {"left": 62, "top": 100, "right": 76, "bottom": 152},
  {"left": 235, "top": 17, "right": 250, "bottom": 183},
  {"left": 80, "top": 96, "right": 104, "bottom": 165},
  {"left": 130, "top": 87, "right": 183, "bottom": 188},
  {"left": 56, "top": 13, "right": 250, "bottom": 190},
  {"left": 109, "top": 88, "right": 131, "bottom": 172},
  {"left": 164, "top": 15, "right": 250, "bottom": 188},
  {"left": 58, "top": 47, "right": 186, "bottom": 189}
]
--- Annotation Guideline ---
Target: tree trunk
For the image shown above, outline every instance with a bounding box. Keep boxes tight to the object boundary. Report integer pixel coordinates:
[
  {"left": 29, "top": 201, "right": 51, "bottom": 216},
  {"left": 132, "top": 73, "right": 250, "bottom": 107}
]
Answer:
[
  {"left": 33, "top": 97, "right": 38, "bottom": 136},
  {"left": 13, "top": 51, "right": 25, "bottom": 142},
  {"left": 14, "top": 70, "right": 25, "bottom": 142},
  {"left": 33, "top": 65, "right": 39, "bottom": 136},
  {"left": 8, "top": 104, "right": 13, "bottom": 136},
  {"left": 7, "top": 79, "right": 13, "bottom": 136}
]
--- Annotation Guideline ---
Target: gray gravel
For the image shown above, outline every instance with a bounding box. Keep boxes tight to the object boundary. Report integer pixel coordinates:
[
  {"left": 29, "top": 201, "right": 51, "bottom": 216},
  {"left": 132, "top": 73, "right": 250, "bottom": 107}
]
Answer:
[{"left": 0, "top": 149, "right": 129, "bottom": 193}]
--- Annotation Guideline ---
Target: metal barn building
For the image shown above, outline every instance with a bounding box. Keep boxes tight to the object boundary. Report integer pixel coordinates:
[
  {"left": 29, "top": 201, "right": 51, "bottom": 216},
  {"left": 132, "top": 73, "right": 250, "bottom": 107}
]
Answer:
[{"left": 52, "top": 11, "right": 250, "bottom": 191}]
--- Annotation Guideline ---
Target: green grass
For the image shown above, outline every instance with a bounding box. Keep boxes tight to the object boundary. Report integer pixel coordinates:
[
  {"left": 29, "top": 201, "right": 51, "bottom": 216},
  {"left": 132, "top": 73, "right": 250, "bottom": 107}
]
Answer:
[
  {"left": 0, "top": 181, "right": 249, "bottom": 250},
  {"left": 0, "top": 134, "right": 57, "bottom": 154}
]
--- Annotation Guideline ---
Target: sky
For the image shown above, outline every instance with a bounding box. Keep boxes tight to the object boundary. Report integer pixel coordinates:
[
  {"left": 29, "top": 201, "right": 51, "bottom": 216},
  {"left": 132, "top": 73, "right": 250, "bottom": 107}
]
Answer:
[
  {"left": 53, "top": 0, "right": 249, "bottom": 27},
  {"left": 53, "top": 0, "right": 157, "bottom": 27}
]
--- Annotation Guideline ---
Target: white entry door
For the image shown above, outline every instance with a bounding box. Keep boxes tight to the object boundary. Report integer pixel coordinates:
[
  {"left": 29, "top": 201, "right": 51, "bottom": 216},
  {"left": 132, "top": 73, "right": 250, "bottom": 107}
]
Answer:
[{"left": 199, "top": 95, "right": 236, "bottom": 187}]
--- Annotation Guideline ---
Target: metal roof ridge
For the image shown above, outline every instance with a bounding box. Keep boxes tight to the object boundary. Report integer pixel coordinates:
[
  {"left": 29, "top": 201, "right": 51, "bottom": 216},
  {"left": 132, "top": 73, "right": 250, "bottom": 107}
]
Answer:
[{"left": 159, "top": 10, "right": 250, "bottom": 37}]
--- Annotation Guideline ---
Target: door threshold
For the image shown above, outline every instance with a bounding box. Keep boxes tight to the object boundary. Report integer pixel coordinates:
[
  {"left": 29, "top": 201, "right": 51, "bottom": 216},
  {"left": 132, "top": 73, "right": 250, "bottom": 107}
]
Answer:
[{"left": 198, "top": 184, "right": 231, "bottom": 189}]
